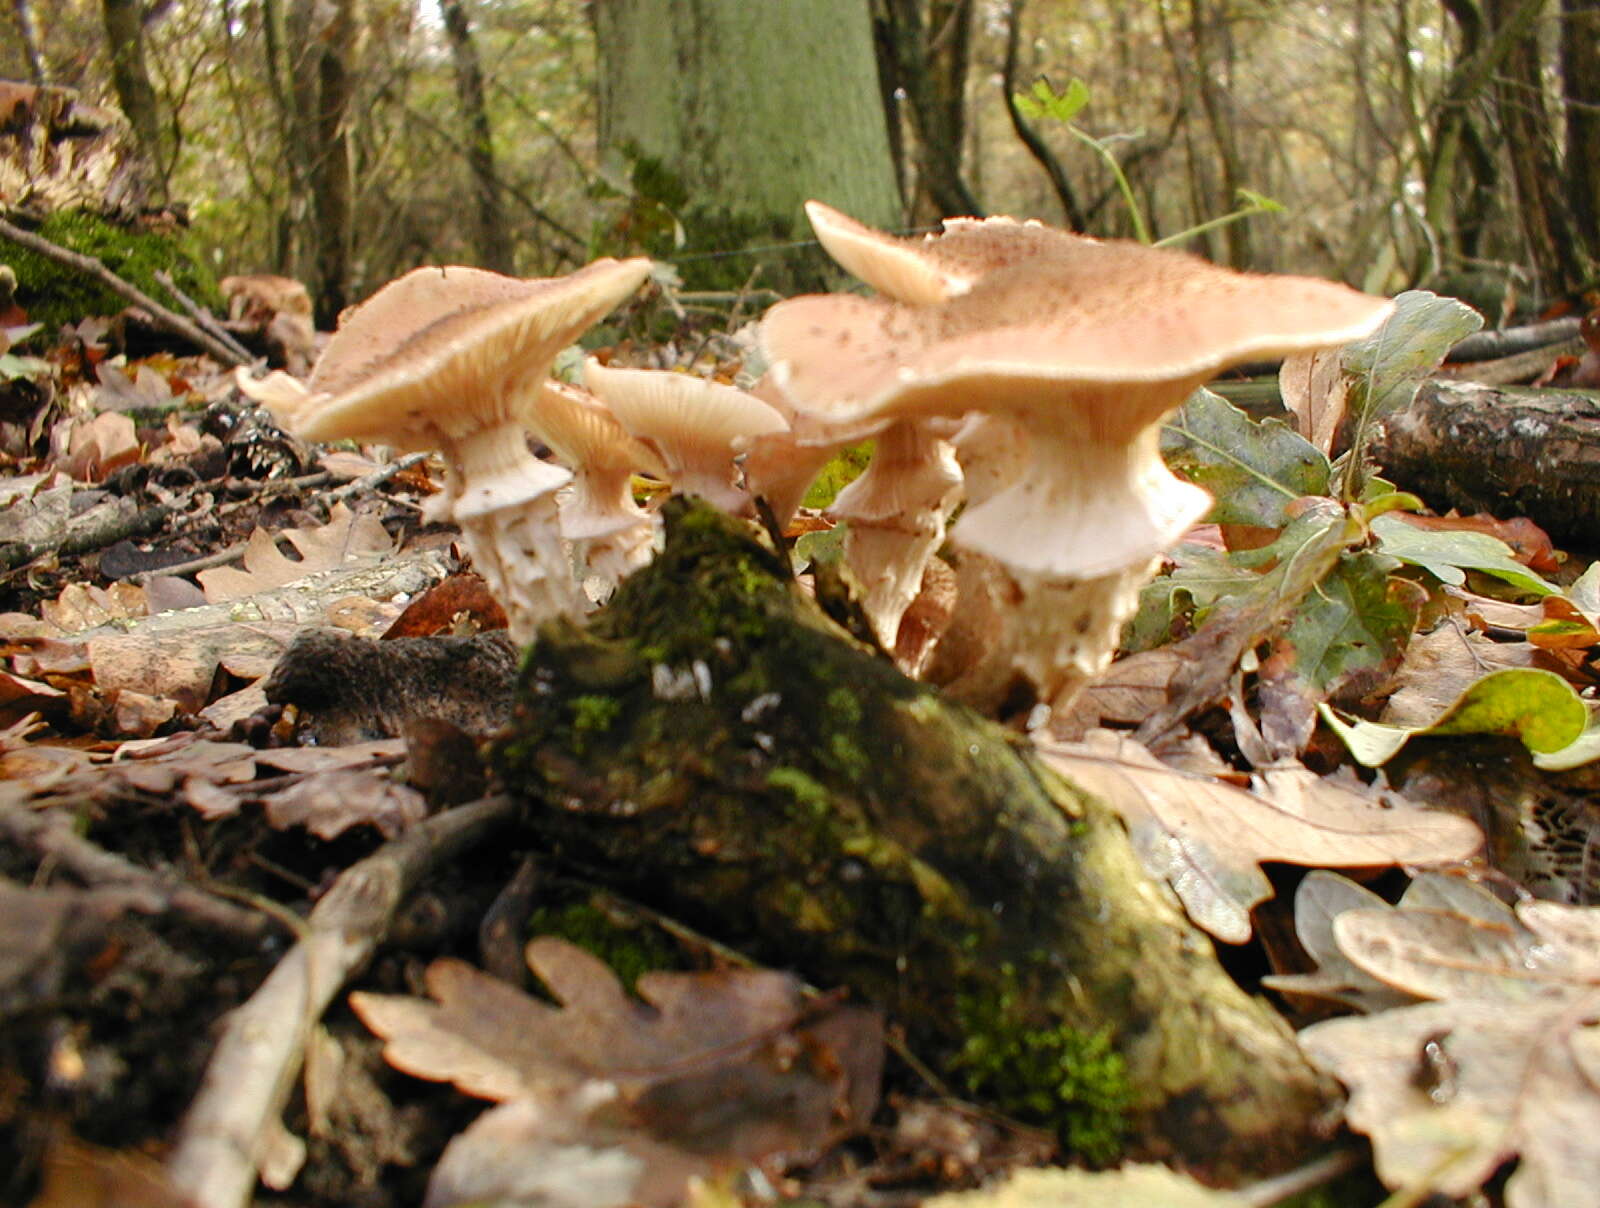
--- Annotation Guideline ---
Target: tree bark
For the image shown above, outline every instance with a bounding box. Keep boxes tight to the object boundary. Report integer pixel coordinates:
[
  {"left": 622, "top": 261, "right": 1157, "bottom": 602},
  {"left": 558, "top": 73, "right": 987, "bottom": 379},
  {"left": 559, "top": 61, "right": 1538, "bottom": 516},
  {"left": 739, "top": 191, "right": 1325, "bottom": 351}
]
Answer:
[
  {"left": 1375, "top": 379, "right": 1600, "bottom": 546},
  {"left": 440, "top": 0, "right": 514, "bottom": 273},
  {"left": 591, "top": 0, "right": 901, "bottom": 291},
  {"left": 877, "top": 0, "right": 981, "bottom": 223},
  {"left": 9, "top": 0, "right": 47, "bottom": 85},
  {"left": 100, "top": 0, "right": 166, "bottom": 201},
  {"left": 308, "top": 0, "right": 355, "bottom": 320},
  {"left": 493, "top": 500, "right": 1335, "bottom": 1178},
  {"left": 1560, "top": 0, "right": 1600, "bottom": 268}
]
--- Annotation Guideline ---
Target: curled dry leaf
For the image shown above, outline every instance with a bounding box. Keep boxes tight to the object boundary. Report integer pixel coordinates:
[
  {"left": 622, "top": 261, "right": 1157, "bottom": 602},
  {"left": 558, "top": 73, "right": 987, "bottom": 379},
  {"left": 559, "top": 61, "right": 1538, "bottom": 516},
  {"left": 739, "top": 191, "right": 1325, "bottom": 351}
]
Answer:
[
  {"left": 351, "top": 937, "right": 883, "bottom": 1204},
  {"left": 1033, "top": 730, "right": 1482, "bottom": 942},
  {"left": 1298, "top": 881, "right": 1600, "bottom": 1207}
]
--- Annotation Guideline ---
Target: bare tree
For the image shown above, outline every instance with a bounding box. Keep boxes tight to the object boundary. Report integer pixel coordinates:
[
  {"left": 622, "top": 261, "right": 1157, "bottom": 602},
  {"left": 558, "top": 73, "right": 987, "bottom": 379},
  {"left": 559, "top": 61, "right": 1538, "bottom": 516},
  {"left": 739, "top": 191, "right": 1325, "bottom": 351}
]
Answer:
[
  {"left": 101, "top": 0, "right": 167, "bottom": 200},
  {"left": 441, "top": 0, "right": 514, "bottom": 273}
]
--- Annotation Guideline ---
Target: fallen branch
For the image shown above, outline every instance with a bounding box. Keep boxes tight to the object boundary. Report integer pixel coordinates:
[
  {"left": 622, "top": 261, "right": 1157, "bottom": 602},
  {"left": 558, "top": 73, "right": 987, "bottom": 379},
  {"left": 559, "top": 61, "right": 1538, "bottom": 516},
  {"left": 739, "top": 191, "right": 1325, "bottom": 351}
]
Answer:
[
  {"left": 0, "top": 792, "right": 273, "bottom": 943},
  {"left": 0, "top": 499, "right": 171, "bottom": 574},
  {"left": 154, "top": 268, "right": 257, "bottom": 364},
  {"left": 0, "top": 214, "right": 250, "bottom": 366},
  {"left": 164, "top": 793, "right": 519, "bottom": 1208}
]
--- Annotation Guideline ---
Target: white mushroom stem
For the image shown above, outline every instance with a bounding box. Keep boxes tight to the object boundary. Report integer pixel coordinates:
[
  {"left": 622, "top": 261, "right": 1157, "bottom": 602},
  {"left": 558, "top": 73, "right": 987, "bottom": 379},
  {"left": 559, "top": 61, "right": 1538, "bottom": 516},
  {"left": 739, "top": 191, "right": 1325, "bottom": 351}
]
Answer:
[
  {"left": 829, "top": 419, "right": 962, "bottom": 651},
  {"left": 437, "top": 421, "right": 579, "bottom": 644},
  {"left": 558, "top": 469, "right": 659, "bottom": 603},
  {"left": 950, "top": 413, "right": 1209, "bottom": 581}
]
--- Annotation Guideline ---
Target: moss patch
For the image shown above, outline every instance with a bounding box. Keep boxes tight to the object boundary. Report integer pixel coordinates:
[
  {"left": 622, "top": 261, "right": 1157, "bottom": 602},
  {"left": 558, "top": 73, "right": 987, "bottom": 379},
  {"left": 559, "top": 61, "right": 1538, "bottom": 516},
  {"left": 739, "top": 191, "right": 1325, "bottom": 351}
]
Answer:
[
  {"left": 525, "top": 895, "right": 684, "bottom": 993},
  {"left": 3, "top": 209, "right": 223, "bottom": 332}
]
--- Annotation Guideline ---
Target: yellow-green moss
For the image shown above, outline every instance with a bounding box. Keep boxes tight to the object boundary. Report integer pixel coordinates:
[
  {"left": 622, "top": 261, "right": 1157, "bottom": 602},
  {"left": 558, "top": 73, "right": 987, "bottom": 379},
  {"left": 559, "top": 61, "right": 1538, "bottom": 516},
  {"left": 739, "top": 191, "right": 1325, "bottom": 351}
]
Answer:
[
  {"left": 954, "top": 971, "right": 1133, "bottom": 1165},
  {"left": 802, "top": 441, "right": 875, "bottom": 510},
  {"left": 767, "top": 766, "right": 831, "bottom": 816},
  {"left": 4, "top": 208, "right": 223, "bottom": 332}
]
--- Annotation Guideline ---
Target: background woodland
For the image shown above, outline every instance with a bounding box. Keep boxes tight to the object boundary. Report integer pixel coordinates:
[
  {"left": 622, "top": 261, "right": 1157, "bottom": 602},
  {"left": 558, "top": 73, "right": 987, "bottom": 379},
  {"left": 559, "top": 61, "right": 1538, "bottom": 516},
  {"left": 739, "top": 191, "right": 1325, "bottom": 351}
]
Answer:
[{"left": 2, "top": 0, "right": 1596, "bottom": 324}]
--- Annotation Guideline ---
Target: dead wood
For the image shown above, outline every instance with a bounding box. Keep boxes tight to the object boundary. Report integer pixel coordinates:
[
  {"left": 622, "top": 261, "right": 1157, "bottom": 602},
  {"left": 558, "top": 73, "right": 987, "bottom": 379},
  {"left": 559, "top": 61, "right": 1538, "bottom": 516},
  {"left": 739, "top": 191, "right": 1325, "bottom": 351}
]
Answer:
[
  {"left": 1373, "top": 379, "right": 1600, "bottom": 548},
  {"left": 1447, "top": 315, "right": 1582, "bottom": 361},
  {"left": 0, "top": 81, "right": 153, "bottom": 219},
  {"left": 492, "top": 499, "right": 1335, "bottom": 1179}
]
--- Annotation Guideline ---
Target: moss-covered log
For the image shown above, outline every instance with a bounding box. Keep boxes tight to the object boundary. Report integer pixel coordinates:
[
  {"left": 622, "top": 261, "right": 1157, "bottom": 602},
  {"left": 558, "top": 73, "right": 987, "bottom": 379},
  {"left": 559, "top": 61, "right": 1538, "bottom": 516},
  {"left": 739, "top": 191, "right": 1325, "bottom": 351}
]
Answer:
[{"left": 494, "top": 500, "right": 1333, "bottom": 1179}]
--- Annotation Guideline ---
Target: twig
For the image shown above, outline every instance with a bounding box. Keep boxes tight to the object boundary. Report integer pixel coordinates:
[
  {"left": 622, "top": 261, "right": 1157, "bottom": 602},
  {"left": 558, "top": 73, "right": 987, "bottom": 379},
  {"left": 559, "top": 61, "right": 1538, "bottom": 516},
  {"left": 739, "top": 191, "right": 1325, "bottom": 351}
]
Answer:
[
  {"left": 0, "top": 501, "right": 172, "bottom": 573},
  {"left": 0, "top": 794, "right": 274, "bottom": 943},
  {"left": 128, "top": 541, "right": 248, "bottom": 585},
  {"left": 0, "top": 213, "right": 251, "bottom": 367},
  {"left": 1236, "top": 1147, "right": 1364, "bottom": 1208},
  {"left": 164, "top": 793, "right": 519, "bottom": 1208},
  {"left": 154, "top": 268, "right": 257, "bottom": 364}
]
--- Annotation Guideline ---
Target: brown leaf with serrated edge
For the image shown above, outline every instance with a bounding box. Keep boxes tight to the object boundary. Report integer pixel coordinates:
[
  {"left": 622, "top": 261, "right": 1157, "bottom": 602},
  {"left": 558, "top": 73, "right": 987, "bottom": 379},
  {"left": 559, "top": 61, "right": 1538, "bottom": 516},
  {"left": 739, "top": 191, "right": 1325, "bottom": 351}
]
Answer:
[
  {"left": 351, "top": 937, "right": 882, "bottom": 1199},
  {"left": 198, "top": 503, "right": 394, "bottom": 603},
  {"left": 1299, "top": 883, "right": 1600, "bottom": 1207},
  {"left": 1279, "top": 347, "right": 1347, "bottom": 455},
  {"left": 1034, "top": 730, "right": 1481, "bottom": 942}
]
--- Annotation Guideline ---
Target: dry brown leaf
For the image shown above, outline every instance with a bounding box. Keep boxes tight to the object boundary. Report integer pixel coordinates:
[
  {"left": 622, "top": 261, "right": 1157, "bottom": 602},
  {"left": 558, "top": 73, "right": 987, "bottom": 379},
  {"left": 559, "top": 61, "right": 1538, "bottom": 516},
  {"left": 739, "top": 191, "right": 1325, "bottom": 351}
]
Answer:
[
  {"left": 1298, "top": 883, "right": 1600, "bottom": 1207},
  {"left": 86, "top": 623, "right": 295, "bottom": 716},
  {"left": 1380, "top": 623, "right": 1558, "bottom": 728},
  {"left": 1279, "top": 347, "right": 1347, "bottom": 456},
  {"left": 26, "top": 1132, "right": 199, "bottom": 1208},
  {"left": 352, "top": 938, "right": 882, "bottom": 1202},
  {"left": 197, "top": 503, "right": 395, "bottom": 603},
  {"left": 262, "top": 768, "right": 426, "bottom": 840},
  {"left": 926, "top": 1163, "right": 1245, "bottom": 1207},
  {"left": 1034, "top": 730, "right": 1482, "bottom": 942},
  {"left": 38, "top": 581, "right": 148, "bottom": 634}
]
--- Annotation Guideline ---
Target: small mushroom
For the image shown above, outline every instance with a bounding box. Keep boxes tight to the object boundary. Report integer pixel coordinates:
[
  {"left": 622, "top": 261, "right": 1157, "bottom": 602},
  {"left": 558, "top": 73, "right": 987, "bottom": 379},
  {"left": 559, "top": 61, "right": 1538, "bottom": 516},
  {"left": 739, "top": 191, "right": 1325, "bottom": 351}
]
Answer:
[
  {"left": 532, "top": 379, "right": 667, "bottom": 601},
  {"left": 763, "top": 221, "right": 1394, "bottom": 713},
  {"left": 581, "top": 358, "right": 787, "bottom": 514},
  {"left": 259, "top": 258, "right": 652, "bottom": 642}
]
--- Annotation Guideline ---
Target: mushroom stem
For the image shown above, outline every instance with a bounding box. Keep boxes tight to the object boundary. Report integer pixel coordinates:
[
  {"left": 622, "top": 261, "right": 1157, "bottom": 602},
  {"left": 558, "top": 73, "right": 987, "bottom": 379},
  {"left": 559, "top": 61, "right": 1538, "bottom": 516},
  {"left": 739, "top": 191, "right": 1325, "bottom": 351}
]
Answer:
[
  {"left": 950, "top": 411, "right": 1210, "bottom": 580},
  {"left": 829, "top": 419, "right": 962, "bottom": 652},
  {"left": 442, "top": 420, "right": 579, "bottom": 643},
  {"left": 559, "top": 470, "right": 659, "bottom": 604}
]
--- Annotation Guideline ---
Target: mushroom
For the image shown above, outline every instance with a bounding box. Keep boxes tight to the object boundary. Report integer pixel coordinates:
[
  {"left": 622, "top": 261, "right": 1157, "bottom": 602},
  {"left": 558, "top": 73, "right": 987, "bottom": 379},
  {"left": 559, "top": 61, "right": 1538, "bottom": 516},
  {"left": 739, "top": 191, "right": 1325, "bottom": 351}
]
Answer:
[
  {"left": 580, "top": 358, "right": 787, "bottom": 514},
  {"left": 762, "top": 225, "right": 1394, "bottom": 713},
  {"left": 258, "top": 258, "right": 653, "bottom": 642},
  {"left": 532, "top": 378, "right": 668, "bottom": 601}
]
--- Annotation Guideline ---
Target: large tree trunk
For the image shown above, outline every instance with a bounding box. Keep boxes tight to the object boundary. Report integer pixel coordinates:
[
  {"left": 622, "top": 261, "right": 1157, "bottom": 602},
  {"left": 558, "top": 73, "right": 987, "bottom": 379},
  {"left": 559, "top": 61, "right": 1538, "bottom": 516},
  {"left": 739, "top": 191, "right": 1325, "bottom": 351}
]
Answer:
[
  {"left": 591, "top": 0, "right": 901, "bottom": 291},
  {"left": 441, "top": 0, "right": 514, "bottom": 274},
  {"left": 1561, "top": 0, "right": 1600, "bottom": 269},
  {"left": 493, "top": 500, "right": 1334, "bottom": 1178},
  {"left": 877, "top": 0, "right": 981, "bottom": 224}
]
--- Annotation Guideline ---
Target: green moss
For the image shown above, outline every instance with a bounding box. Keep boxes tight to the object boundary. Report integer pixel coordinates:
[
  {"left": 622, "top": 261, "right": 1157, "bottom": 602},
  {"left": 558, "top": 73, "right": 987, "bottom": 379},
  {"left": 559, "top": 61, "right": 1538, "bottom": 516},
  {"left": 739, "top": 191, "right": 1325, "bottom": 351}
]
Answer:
[
  {"left": 570, "top": 694, "right": 622, "bottom": 734},
  {"left": 954, "top": 973, "right": 1133, "bottom": 1165},
  {"left": 526, "top": 897, "right": 683, "bottom": 992},
  {"left": 766, "top": 766, "right": 831, "bottom": 816},
  {"left": 802, "top": 441, "right": 875, "bottom": 510},
  {"left": 4, "top": 209, "right": 223, "bottom": 332}
]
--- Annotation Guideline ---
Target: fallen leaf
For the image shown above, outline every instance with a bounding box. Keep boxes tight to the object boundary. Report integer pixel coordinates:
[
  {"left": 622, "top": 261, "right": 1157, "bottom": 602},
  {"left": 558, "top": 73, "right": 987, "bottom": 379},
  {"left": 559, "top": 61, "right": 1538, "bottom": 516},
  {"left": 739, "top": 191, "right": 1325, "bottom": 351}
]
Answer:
[
  {"left": 1387, "top": 512, "right": 1559, "bottom": 573},
  {"left": 1034, "top": 731, "right": 1482, "bottom": 942},
  {"left": 1371, "top": 512, "right": 1557, "bottom": 597},
  {"left": 1298, "top": 886, "right": 1600, "bottom": 1206},
  {"left": 1381, "top": 623, "right": 1556, "bottom": 729},
  {"left": 1321, "top": 667, "right": 1589, "bottom": 767},
  {"left": 925, "top": 1163, "right": 1244, "bottom": 1206},
  {"left": 352, "top": 938, "right": 882, "bottom": 1199},
  {"left": 1162, "top": 388, "right": 1330, "bottom": 528},
  {"left": 1279, "top": 346, "right": 1347, "bottom": 456},
  {"left": 197, "top": 503, "right": 395, "bottom": 603}
]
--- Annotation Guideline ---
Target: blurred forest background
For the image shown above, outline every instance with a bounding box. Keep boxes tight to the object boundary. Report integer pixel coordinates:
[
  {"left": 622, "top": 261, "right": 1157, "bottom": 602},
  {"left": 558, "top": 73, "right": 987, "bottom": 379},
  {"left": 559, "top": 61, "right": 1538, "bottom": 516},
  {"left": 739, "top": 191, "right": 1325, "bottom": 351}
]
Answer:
[{"left": 3, "top": 0, "right": 1596, "bottom": 324}]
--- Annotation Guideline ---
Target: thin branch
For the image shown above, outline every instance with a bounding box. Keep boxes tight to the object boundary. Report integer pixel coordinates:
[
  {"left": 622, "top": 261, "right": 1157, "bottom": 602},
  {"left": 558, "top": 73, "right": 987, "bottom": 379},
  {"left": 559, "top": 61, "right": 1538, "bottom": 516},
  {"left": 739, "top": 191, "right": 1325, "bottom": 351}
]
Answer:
[
  {"left": 154, "top": 269, "right": 256, "bottom": 364},
  {"left": 0, "top": 215, "right": 250, "bottom": 366},
  {"left": 1000, "top": 0, "right": 1086, "bottom": 229},
  {"left": 164, "top": 793, "right": 519, "bottom": 1208}
]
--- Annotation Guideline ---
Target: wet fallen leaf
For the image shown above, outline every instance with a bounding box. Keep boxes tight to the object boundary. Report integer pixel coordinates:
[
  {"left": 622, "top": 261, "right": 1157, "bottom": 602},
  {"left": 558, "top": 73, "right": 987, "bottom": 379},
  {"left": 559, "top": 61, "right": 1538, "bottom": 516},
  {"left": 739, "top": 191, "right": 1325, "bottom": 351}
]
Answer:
[
  {"left": 1034, "top": 730, "right": 1482, "bottom": 942},
  {"left": 1298, "top": 883, "right": 1600, "bottom": 1207}
]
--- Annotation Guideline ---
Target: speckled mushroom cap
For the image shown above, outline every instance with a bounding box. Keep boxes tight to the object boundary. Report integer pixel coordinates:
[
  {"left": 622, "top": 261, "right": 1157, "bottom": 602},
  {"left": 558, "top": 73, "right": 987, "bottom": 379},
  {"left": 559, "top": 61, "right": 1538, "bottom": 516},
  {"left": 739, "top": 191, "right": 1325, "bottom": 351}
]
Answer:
[
  {"left": 286, "top": 258, "right": 653, "bottom": 447},
  {"left": 765, "top": 247, "right": 1394, "bottom": 437},
  {"left": 805, "top": 199, "right": 1080, "bottom": 304}
]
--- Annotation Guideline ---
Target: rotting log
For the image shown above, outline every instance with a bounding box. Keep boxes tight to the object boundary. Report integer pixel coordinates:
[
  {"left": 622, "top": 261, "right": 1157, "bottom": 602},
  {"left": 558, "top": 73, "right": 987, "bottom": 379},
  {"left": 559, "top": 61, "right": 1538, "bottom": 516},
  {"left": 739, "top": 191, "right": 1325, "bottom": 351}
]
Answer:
[
  {"left": 1374, "top": 379, "right": 1600, "bottom": 548},
  {"left": 492, "top": 499, "right": 1334, "bottom": 1179}
]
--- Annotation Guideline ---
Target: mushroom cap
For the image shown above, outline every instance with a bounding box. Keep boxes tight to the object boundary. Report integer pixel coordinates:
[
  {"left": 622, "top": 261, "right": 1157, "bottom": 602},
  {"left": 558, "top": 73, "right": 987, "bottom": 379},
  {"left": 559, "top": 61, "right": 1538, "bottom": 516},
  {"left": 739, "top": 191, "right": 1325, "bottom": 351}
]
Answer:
[
  {"left": 762, "top": 247, "right": 1395, "bottom": 438},
  {"left": 534, "top": 379, "right": 668, "bottom": 482},
  {"left": 581, "top": 358, "right": 787, "bottom": 509},
  {"left": 290, "top": 259, "right": 653, "bottom": 449},
  {"left": 806, "top": 199, "right": 1078, "bottom": 304}
]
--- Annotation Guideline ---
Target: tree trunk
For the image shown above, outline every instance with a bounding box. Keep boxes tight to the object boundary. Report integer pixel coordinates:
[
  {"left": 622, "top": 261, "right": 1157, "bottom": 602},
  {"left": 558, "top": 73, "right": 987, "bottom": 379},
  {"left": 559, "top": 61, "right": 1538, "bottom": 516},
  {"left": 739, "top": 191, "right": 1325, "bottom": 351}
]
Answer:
[
  {"left": 100, "top": 0, "right": 166, "bottom": 202},
  {"left": 493, "top": 500, "right": 1336, "bottom": 1178},
  {"left": 1189, "top": 0, "right": 1251, "bottom": 266},
  {"left": 1374, "top": 379, "right": 1600, "bottom": 547},
  {"left": 591, "top": 0, "right": 901, "bottom": 291},
  {"left": 1561, "top": 0, "right": 1600, "bottom": 270},
  {"left": 441, "top": 0, "right": 514, "bottom": 274},
  {"left": 1485, "top": 0, "right": 1595, "bottom": 299},
  {"left": 878, "top": 0, "right": 981, "bottom": 224},
  {"left": 308, "top": 0, "right": 355, "bottom": 321},
  {"left": 9, "top": 0, "right": 48, "bottom": 85}
]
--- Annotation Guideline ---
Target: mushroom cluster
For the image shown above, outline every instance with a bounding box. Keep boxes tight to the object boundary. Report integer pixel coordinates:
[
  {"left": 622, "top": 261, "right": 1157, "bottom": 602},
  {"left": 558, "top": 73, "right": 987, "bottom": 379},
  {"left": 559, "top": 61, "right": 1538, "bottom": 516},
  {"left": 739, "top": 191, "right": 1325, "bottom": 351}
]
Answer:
[
  {"left": 761, "top": 202, "right": 1395, "bottom": 716},
  {"left": 248, "top": 259, "right": 652, "bottom": 643}
]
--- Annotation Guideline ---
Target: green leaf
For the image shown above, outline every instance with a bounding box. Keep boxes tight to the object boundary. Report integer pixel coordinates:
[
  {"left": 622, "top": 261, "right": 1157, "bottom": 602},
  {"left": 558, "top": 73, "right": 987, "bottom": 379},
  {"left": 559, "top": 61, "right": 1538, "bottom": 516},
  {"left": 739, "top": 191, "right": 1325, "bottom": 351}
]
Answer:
[
  {"left": 0, "top": 352, "right": 50, "bottom": 380},
  {"left": 1282, "top": 549, "right": 1416, "bottom": 693},
  {"left": 1162, "top": 388, "right": 1330, "bottom": 527},
  {"left": 1234, "top": 187, "right": 1285, "bottom": 214},
  {"left": 1123, "top": 547, "right": 1260, "bottom": 652},
  {"left": 1321, "top": 667, "right": 1590, "bottom": 766},
  {"left": 1343, "top": 290, "right": 1482, "bottom": 425},
  {"left": 1013, "top": 77, "right": 1090, "bottom": 124},
  {"left": 1369, "top": 512, "right": 1557, "bottom": 597},
  {"left": 1532, "top": 710, "right": 1600, "bottom": 770},
  {"left": 792, "top": 523, "right": 846, "bottom": 574}
]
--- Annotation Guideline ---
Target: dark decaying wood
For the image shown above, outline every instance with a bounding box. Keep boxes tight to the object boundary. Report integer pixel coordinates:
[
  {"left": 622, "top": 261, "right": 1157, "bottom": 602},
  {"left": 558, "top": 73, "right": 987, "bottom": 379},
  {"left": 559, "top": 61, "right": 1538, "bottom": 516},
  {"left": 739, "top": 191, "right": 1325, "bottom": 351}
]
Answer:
[
  {"left": 492, "top": 499, "right": 1333, "bottom": 1178},
  {"left": 1374, "top": 379, "right": 1600, "bottom": 548}
]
